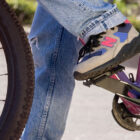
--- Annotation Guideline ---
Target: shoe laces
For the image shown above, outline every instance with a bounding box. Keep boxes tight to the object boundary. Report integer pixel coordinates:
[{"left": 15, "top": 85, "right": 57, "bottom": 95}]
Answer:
[{"left": 78, "top": 32, "right": 105, "bottom": 62}]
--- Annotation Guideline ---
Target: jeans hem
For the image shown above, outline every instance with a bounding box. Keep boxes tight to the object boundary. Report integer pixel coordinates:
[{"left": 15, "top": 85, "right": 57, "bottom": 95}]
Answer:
[{"left": 79, "top": 5, "right": 126, "bottom": 40}]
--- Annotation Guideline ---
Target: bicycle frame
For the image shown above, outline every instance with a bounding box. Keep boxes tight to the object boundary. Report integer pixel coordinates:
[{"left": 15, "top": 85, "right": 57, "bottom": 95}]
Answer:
[{"left": 114, "top": 58, "right": 140, "bottom": 115}]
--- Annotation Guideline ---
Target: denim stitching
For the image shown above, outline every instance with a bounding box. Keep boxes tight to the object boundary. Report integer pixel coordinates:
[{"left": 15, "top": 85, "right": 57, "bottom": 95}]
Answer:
[
  {"left": 102, "top": 21, "right": 108, "bottom": 30},
  {"left": 36, "top": 27, "right": 64, "bottom": 140},
  {"left": 79, "top": 5, "right": 120, "bottom": 38},
  {"left": 42, "top": 28, "right": 66, "bottom": 139}
]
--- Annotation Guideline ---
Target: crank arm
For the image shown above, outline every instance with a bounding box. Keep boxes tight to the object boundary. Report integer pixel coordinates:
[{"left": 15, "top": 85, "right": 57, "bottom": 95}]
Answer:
[
  {"left": 83, "top": 73, "right": 140, "bottom": 106},
  {"left": 83, "top": 65, "right": 140, "bottom": 105},
  {"left": 94, "top": 77, "right": 140, "bottom": 105}
]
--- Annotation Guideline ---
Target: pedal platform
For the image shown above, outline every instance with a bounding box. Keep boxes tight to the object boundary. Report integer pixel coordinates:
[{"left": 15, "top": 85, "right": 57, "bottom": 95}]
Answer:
[
  {"left": 83, "top": 65, "right": 125, "bottom": 87},
  {"left": 83, "top": 65, "right": 140, "bottom": 106}
]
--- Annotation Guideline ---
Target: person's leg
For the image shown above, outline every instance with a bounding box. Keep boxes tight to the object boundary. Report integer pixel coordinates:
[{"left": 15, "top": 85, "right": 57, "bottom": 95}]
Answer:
[
  {"left": 37, "top": 0, "right": 140, "bottom": 81},
  {"left": 21, "top": 4, "right": 80, "bottom": 140},
  {"left": 38, "top": 0, "right": 126, "bottom": 39}
]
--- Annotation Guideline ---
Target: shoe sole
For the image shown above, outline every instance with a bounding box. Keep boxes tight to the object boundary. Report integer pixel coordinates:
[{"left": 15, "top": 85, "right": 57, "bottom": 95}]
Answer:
[{"left": 74, "top": 35, "right": 140, "bottom": 80}]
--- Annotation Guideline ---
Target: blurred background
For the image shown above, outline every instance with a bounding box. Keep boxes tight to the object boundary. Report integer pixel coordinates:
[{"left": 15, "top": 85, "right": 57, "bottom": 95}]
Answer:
[
  {"left": 6, "top": 0, "right": 37, "bottom": 25},
  {"left": 6, "top": 0, "right": 140, "bottom": 32}
]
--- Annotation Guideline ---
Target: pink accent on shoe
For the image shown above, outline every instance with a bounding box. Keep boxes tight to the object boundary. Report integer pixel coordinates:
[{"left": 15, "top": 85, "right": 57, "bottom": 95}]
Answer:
[
  {"left": 125, "top": 19, "right": 130, "bottom": 24},
  {"left": 101, "top": 37, "right": 117, "bottom": 47},
  {"left": 79, "top": 38, "right": 86, "bottom": 45}
]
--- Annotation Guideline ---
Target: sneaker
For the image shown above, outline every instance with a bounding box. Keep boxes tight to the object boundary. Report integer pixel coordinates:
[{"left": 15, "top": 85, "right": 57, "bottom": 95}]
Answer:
[{"left": 74, "top": 20, "right": 140, "bottom": 80}]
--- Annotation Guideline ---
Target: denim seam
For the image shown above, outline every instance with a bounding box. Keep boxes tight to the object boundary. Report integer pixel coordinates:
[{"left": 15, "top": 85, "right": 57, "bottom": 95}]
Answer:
[
  {"left": 101, "top": 21, "right": 108, "bottom": 30},
  {"left": 79, "top": 5, "right": 122, "bottom": 38},
  {"left": 36, "top": 27, "right": 64, "bottom": 140},
  {"left": 80, "top": 12, "right": 117, "bottom": 37}
]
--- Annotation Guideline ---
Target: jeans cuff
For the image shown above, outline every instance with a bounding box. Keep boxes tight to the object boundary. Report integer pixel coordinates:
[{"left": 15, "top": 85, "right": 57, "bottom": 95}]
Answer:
[{"left": 79, "top": 5, "right": 127, "bottom": 42}]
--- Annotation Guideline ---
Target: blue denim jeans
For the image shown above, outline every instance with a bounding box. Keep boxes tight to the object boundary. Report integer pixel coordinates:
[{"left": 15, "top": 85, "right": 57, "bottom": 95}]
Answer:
[
  {"left": 22, "top": 1, "right": 126, "bottom": 140},
  {"left": 38, "top": 0, "right": 126, "bottom": 41},
  {"left": 21, "top": 4, "right": 80, "bottom": 140}
]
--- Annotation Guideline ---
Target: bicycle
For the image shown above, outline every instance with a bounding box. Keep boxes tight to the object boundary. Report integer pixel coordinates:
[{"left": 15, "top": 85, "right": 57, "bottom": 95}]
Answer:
[{"left": 0, "top": 0, "right": 34, "bottom": 139}]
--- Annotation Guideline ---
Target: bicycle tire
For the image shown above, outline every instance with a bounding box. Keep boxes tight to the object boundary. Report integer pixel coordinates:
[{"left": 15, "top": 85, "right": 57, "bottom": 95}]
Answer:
[{"left": 0, "top": 0, "right": 34, "bottom": 139}]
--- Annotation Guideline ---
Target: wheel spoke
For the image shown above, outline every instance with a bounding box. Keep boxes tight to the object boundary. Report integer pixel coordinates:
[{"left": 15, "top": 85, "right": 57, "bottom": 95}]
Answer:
[
  {"left": 0, "top": 100, "right": 5, "bottom": 102},
  {"left": 0, "top": 73, "right": 8, "bottom": 76}
]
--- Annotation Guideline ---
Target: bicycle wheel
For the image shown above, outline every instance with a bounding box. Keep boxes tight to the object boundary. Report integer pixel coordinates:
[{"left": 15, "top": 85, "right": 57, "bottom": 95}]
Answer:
[
  {"left": 112, "top": 95, "right": 140, "bottom": 131},
  {"left": 0, "top": 0, "right": 34, "bottom": 139}
]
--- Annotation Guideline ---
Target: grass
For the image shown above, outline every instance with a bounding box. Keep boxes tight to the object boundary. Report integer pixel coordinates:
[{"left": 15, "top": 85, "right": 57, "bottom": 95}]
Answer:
[
  {"left": 114, "top": 0, "right": 140, "bottom": 31},
  {"left": 6, "top": 0, "right": 37, "bottom": 25}
]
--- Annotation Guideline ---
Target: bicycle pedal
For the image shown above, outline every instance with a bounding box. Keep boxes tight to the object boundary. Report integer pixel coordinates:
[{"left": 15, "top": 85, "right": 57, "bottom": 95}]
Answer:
[{"left": 83, "top": 65, "right": 124, "bottom": 87}]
